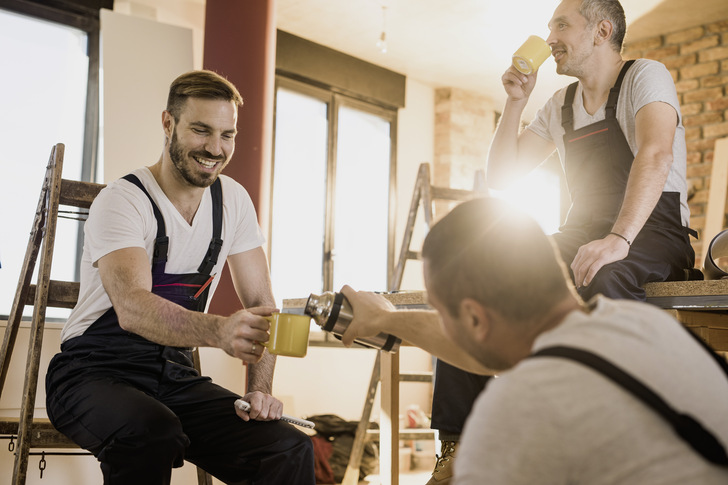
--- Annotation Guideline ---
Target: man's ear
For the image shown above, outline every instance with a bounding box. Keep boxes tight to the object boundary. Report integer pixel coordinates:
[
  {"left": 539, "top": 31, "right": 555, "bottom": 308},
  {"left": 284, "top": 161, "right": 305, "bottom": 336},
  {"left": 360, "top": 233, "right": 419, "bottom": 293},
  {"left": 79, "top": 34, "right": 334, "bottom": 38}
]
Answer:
[
  {"left": 594, "top": 19, "right": 613, "bottom": 45},
  {"left": 162, "top": 110, "right": 174, "bottom": 141},
  {"left": 459, "top": 298, "right": 490, "bottom": 342}
]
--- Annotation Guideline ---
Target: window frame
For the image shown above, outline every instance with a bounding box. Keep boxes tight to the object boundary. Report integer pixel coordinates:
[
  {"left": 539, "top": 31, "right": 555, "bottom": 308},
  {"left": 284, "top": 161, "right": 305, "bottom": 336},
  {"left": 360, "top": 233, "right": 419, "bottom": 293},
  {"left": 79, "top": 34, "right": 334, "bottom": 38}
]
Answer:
[
  {"left": 270, "top": 75, "right": 398, "bottom": 345},
  {"left": 1, "top": 0, "right": 100, "bottom": 282}
]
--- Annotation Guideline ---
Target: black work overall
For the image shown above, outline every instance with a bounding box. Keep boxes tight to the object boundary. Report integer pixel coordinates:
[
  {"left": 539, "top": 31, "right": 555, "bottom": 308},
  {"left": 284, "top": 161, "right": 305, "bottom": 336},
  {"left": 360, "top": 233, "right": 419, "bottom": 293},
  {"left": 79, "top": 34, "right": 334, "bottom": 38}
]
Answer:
[
  {"left": 46, "top": 175, "right": 314, "bottom": 485},
  {"left": 430, "top": 61, "right": 697, "bottom": 439},
  {"left": 551, "top": 60, "right": 696, "bottom": 301}
]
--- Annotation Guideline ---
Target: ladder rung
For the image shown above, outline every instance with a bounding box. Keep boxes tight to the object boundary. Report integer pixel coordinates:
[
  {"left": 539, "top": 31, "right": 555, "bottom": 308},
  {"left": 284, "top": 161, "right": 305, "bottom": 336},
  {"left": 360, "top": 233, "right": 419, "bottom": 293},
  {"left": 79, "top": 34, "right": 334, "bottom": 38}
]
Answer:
[
  {"left": 431, "top": 186, "right": 482, "bottom": 202},
  {"left": 60, "top": 179, "right": 105, "bottom": 209},
  {"left": 405, "top": 250, "right": 421, "bottom": 261},
  {"left": 27, "top": 281, "right": 80, "bottom": 309},
  {"left": 400, "top": 372, "right": 433, "bottom": 382}
]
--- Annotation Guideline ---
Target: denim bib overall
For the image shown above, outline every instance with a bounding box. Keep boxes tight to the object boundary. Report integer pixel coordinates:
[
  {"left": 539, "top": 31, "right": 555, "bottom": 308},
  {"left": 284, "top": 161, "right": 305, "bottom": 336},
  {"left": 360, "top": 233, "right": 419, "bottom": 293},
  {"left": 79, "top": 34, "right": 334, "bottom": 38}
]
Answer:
[
  {"left": 45, "top": 174, "right": 315, "bottom": 484},
  {"left": 550, "top": 60, "right": 697, "bottom": 300}
]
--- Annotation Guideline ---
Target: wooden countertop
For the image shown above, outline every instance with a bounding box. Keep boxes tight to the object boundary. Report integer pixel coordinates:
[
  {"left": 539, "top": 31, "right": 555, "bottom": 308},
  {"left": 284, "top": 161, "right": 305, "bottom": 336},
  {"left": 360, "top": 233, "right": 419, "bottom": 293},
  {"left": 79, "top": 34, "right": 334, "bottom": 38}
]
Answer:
[
  {"left": 282, "top": 291, "right": 430, "bottom": 312},
  {"left": 284, "top": 280, "right": 728, "bottom": 313}
]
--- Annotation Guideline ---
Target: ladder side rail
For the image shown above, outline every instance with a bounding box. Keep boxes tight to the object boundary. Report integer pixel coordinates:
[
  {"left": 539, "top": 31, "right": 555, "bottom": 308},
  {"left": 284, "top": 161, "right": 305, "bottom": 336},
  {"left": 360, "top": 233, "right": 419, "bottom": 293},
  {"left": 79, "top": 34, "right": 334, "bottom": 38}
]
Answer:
[
  {"left": 0, "top": 157, "right": 55, "bottom": 400},
  {"left": 13, "top": 144, "right": 65, "bottom": 484}
]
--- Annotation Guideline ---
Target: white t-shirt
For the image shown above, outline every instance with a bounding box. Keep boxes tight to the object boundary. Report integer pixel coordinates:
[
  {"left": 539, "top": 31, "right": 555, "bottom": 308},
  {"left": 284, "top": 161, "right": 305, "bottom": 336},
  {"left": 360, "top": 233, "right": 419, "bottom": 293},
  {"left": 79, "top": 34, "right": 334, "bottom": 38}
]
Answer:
[
  {"left": 527, "top": 59, "right": 690, "bottom": 226},
  {"left": 60, "top": 168, "right": 265, "bottom": 342},
  {"left": 456, "top": 297, "right": 728, "bottom": 485}
]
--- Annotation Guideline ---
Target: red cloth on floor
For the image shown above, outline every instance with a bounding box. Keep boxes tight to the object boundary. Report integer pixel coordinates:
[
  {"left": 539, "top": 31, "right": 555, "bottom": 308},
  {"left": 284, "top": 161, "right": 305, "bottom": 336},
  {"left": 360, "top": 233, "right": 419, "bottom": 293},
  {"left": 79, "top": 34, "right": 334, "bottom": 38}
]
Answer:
[{"left": 311, "top": 435, "right": 335, "bottom": 484}]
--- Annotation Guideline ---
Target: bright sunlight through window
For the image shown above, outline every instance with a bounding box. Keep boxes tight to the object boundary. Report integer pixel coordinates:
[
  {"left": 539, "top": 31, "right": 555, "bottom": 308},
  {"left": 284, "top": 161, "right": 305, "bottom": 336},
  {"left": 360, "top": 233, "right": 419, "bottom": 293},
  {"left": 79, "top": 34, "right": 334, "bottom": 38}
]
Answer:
[{"left": 0, "top": 9, "right": 89, "bottom": 319}]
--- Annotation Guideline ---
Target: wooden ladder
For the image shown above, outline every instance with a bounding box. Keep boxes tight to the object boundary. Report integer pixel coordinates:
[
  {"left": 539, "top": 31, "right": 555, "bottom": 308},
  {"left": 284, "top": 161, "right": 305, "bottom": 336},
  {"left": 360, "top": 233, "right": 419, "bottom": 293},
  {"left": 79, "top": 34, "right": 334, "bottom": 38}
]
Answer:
[
  {"left": 0, "top": 144, "right": 212, "bottom": 485},
  {"left": 341, "top": 162, "right": 485, "bottom": 485}
]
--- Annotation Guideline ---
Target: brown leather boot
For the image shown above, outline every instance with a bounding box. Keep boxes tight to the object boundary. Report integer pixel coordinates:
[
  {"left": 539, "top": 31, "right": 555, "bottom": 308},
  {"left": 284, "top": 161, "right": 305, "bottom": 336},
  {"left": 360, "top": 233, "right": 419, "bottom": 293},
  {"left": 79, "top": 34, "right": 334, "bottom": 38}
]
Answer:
[{"left": 425, "top": 440, "right": 457, "bottom": 485}]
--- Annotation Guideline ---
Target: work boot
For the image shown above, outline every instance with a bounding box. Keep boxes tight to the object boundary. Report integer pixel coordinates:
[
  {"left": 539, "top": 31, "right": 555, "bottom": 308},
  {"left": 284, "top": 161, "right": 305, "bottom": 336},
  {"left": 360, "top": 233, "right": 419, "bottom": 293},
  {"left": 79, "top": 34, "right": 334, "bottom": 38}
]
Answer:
[{"left": 425, "top": 440, "right": 457, "bottom": 485}]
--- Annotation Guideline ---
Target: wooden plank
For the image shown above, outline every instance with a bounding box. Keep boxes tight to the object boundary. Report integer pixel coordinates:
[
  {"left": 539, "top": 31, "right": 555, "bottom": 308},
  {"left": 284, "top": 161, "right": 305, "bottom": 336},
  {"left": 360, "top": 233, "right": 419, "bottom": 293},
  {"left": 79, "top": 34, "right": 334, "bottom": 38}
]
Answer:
[
  {"left": 701, "top": 137, "right": 728, "bottom": 267},
  {"left": 27, "top": 281, "right": 80, "bottom": 309},
  {"left": 675, "top": 310, "right": 728, "bottom": 328},
  {"left": 59, "top": 179, "right": 105, "bottom": 209},
  {"left": 379, "top": 351, "right": 400, "bottom": 485},
  {"left": 0, "top": 418, "right": 77, "bottom": 448}
]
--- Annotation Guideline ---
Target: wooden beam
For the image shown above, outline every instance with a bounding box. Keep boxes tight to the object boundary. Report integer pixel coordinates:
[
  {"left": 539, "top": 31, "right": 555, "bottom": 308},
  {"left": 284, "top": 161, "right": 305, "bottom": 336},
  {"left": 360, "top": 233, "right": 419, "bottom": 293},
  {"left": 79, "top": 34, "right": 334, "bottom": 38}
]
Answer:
[{"left": 701, "top": 137, "right": 728, "bottom": 267}]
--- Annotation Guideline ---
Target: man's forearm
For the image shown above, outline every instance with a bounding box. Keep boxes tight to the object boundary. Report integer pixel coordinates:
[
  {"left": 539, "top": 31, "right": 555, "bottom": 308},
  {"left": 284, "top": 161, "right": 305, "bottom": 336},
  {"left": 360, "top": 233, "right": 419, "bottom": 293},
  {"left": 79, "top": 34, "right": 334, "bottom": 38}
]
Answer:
[
  {"left": 386, "top": 310, "right": 493, "bottom": 375},
  {"left": 247, "top": 352, "right": 276, "bottom": 393},
  {"left": 115, "top": 286, "right": 223, "bottom": 348},
  {"left": 611, "top": 152, "right": 672, "bottom": 243}
]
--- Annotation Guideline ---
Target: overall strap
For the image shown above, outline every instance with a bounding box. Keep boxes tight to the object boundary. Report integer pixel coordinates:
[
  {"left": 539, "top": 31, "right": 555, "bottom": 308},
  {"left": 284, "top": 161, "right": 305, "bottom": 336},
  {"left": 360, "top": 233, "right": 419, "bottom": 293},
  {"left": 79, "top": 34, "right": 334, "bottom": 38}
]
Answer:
[
  {"left": 561, "top": 59, "right": 636, "bottom": 131},
  {"left": 531, "top": 345, "right": 728, "bottom": 466},
  {"left": 560, "top": 82, "right": 579, "bottom": 133},
  {"left": 197, "top": 178, "right": 223, "bottom": 275},
  {"left": 605, "top": 59, "right": 636, "bottom": 119},
  {"left": 122, "top": 174, "right": 169, "bottom": 271}
]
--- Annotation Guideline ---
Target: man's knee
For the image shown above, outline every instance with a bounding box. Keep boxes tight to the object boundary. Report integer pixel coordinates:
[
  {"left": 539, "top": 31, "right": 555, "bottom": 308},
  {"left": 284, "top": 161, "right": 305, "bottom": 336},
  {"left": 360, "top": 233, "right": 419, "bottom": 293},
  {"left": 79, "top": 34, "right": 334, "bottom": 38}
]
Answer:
[
  {"left": 98, "top": 409, "right": 189, "bottom": 468},
  {"left": 581, "top": 267, "right": 645, "bottom": 301}
]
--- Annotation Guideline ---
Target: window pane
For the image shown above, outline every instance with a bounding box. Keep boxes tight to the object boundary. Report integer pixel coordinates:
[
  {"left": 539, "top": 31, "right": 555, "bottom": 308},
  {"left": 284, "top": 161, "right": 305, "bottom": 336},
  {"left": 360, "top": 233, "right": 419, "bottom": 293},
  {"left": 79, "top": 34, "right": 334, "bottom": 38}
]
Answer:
[
  {"left": 269, "top": 88, "right": 328, "bottom": 306},
  {"left": 0, "top": 10, "right": 89, "bottom": 318},
  {"left": 333, "top": 106, "right": 391, "bottom": 292}
]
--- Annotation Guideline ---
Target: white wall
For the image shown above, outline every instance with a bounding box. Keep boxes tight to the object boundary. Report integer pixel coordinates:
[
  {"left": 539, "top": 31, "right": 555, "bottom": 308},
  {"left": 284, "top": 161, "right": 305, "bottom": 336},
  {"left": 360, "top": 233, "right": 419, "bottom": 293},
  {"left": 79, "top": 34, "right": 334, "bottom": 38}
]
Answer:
[
  {"left": 395, "top": 78, "right": 435, "bottom": 292},
  {"left": 100, "top": 9, "right": 193, "bottom": 183}
]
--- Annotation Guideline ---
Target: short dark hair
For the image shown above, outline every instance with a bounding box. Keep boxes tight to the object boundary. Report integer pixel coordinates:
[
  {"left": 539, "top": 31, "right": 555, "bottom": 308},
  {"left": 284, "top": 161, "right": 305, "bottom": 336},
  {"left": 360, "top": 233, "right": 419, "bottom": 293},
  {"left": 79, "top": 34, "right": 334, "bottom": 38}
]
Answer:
[
  {"left": 580, "top": 0, "right": 627, "bottom": 52},
  {"left": 422, "top": 198, "right": 572, "bottom": 323},
  {"left": 166, "top": 70, "right": 244, "bottom": 121}
]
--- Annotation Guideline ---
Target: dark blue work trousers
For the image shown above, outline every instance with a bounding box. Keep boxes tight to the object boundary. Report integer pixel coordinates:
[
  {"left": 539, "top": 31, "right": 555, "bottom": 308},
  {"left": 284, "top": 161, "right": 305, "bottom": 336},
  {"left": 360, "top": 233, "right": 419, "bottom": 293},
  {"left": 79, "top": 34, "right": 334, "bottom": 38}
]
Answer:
[{"left": 46, "top": 339, "right": 315, "bottom": 485}]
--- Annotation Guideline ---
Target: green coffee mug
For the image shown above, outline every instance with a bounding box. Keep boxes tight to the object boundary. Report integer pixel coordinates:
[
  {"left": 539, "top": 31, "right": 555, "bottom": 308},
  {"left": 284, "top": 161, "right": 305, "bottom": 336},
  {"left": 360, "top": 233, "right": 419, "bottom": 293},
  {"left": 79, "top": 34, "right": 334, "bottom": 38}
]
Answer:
[{"left": 262, "top": 313, "right": 311, "bottom": 358}]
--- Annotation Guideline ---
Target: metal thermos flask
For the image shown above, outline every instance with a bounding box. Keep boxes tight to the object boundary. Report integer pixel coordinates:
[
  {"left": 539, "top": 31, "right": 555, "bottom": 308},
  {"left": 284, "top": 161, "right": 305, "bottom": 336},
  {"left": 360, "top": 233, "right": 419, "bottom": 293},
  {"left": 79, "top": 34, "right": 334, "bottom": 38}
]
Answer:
[{"left": 304, "top": 292, "right": 401, "bottom": 352}]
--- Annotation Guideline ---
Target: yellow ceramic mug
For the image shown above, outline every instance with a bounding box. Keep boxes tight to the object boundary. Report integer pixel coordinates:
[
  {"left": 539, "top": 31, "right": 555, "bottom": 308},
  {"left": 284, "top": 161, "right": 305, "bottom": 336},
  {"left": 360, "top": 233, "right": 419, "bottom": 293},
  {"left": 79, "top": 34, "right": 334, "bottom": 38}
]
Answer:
[
  {"left": 262, "top": 313, "right": 311, "bottom": 358},
  {"left": 512, "top": 35, "right": 551, "bottom": 74}
]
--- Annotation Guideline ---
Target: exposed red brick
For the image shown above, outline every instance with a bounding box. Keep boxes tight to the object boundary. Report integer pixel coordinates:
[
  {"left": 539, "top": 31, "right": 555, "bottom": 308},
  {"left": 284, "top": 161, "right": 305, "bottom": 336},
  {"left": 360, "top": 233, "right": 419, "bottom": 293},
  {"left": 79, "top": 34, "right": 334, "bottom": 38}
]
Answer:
[
  {"left": 681, "top": 102, "right": 704, "bottom": 117},
  {"left": 681, "top": 36, "right": 720, "bottom": 55},
  {"left": 645, "top": 45, "right": 680, "bottom": 59},
  {"left": 701, "top": 74, "right": 728, "bottom": 88},
  {"left": 688, "top": 138, "right": 723, "bottom": 152},
  {"left": 686, "top": 151, "right": 703, "bottom": 165},
  {"left": 683, "top": 86, "right": 723, "bottom": 103},
  {"left": 690, "top": 189, "right": 709, "bottom": 205},
  {"left": 705, "top": 122, "right": 728, "bottom": 138},
  {"left": 680, "top": 61, "right": 719, "bottom": 79},
  {"left": 684, "top": 112, "right": 724, "bottom": 127},
  {"left": 625, "top": 36, "right": 663, "bottom": 52},
  {"left": 675, "top": 79, "right": 700, "bottom": 93},
  {"left": 706, "top": 20, "right": 728, "bottom": 34},
  {"left": 699, "top": 46, "right": 728, "bottom": 62},
  {"left": 687, "top": 163, "right": 712, "bottom": 180},
  {"left": 666, "top": 27, "right": 705, "bottom": 45},
  {"left": 661, "top": 53, "right": 697, "bottom": 70},
  {"left": 685, "top": 126, "right": 702, "bottom": 140},
  {"left": 706, "top": 98, "right": 728, "bottom": 112}
]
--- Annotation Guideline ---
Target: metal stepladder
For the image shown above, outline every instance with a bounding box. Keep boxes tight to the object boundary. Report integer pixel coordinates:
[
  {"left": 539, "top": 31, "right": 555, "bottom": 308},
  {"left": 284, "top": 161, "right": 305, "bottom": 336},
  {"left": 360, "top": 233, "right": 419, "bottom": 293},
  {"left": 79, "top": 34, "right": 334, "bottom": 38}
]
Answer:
[{"left": 341, "top": 163, "right": 486, "bottom": 485}]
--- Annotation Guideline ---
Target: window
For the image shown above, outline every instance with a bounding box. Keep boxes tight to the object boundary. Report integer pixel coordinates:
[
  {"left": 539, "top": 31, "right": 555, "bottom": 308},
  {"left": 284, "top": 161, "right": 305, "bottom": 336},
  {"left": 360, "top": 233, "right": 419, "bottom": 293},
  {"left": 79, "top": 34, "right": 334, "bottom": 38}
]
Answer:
[
  {"left": 0, "top": 3, "right": 98, "bottom": 318},
  {"left": 269, "top": 78, "right": 396, "bottom": 313}
]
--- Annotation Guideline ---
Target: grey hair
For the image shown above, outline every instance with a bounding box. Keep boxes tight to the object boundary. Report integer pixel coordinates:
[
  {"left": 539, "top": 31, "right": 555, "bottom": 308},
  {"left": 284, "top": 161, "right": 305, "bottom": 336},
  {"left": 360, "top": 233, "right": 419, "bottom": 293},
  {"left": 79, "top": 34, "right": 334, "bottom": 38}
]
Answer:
[{"left": 579, "top": 0, "right": 626, "bottom": 52}]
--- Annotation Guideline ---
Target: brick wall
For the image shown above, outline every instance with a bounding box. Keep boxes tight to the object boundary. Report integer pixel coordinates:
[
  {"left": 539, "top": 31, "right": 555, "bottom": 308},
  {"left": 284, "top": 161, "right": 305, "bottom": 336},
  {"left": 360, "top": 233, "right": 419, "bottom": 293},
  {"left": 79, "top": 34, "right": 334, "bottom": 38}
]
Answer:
[
  {"left": 433, "top": 87, "right": 495, "bottom": 190},
  {"left": 623, "top": 20, "right": 728, "bottom": 261}
]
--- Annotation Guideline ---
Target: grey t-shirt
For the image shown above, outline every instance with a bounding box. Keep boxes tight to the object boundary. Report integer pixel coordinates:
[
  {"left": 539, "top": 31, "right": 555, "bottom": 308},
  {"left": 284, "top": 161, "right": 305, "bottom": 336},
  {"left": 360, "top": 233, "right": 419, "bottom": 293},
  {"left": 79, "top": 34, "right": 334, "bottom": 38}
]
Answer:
[
  {"left": 456, "top": 297, "right": 728, "bottom": 484},
  {"left": 527, "top": 59, "right": 690, "bottom": 226}
]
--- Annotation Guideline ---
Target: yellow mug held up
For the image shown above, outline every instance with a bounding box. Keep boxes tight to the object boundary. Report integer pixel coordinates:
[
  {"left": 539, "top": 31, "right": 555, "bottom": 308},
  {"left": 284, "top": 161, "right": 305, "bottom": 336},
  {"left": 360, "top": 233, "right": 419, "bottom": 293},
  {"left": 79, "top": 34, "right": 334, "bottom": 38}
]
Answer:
[
  {"left": 512, "top": 35, "right": 551, "bottom": 75},
  {"left": 262, "top": 313, "right": 311, "bottom": 358}
]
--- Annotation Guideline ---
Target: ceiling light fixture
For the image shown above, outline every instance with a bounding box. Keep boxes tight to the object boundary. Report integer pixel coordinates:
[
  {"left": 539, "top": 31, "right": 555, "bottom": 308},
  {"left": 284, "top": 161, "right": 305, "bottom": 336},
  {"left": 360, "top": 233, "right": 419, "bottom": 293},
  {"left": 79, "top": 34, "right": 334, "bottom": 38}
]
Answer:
[{"left": 376, "top": 5, "right": 388, "bottom": 53}]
